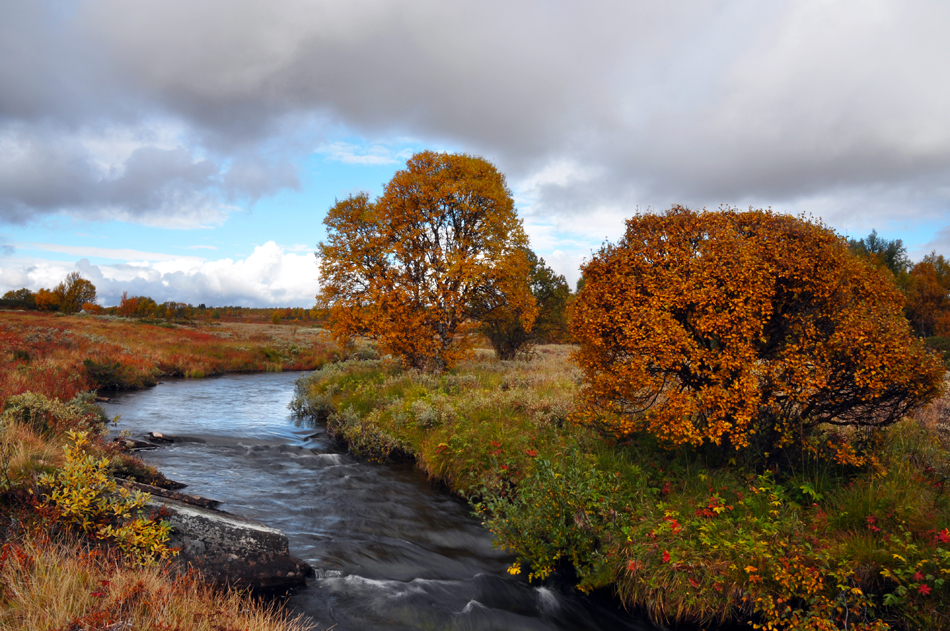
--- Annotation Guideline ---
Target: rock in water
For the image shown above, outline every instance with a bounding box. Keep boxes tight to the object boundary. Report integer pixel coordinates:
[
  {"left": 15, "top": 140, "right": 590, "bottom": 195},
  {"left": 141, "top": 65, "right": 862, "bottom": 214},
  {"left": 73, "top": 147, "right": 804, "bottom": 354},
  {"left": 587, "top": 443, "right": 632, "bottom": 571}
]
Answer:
[{"left": 150, "top": 496, "right": 313, "bottom": 591}]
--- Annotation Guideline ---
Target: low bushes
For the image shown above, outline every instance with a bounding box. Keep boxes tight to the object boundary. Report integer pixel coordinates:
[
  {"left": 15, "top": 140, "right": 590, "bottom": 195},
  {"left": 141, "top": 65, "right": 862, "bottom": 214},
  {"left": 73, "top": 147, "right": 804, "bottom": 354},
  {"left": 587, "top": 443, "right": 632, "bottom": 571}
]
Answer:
[
  {"left": 39, "top": 430, "right": 175, "bottom": 565},
  {"left": 0, "top": 312, "right": 339, "bottom": 401}
]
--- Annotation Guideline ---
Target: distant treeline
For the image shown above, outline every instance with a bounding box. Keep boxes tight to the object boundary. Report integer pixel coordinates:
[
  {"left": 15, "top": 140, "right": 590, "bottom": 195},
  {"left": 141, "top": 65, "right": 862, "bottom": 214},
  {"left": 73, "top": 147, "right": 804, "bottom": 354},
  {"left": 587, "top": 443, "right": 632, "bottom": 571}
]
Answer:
[
  {"left": 847, "top": 230, "right": 950, "bottom": 339},
  {"left": 1, "top": 277, "right": 324, "bottom": 324}
]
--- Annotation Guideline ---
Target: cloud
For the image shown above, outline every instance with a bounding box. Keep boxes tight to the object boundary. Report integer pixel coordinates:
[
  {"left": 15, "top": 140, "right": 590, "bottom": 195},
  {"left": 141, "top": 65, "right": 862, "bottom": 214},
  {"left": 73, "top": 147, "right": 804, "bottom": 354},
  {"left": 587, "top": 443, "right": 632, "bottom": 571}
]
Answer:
[
  {"left": 0, "top": 124, "right": 235, "bottom": 227},
  {"left": 316, "top": 141, "right": 413, "bottom": 166},
  {"left": 0, "top": 242, "right": 319, "bottom": 307},
  {"left": 2, "top": 0, "right": 949, "bottom": 239},
  {"left": 923, "top": 227, "right": 950, "bottom": 259},
  {"left": 20, "top": 242, "right": 204, "bottom": 263}
]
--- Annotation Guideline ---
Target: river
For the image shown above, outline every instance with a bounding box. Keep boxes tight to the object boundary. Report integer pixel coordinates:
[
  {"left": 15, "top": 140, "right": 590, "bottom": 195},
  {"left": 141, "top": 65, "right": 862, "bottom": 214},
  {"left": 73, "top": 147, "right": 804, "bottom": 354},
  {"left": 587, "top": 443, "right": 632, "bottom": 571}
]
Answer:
[{"left": 103, "top": 371, "right": 658, "bottom": 631}]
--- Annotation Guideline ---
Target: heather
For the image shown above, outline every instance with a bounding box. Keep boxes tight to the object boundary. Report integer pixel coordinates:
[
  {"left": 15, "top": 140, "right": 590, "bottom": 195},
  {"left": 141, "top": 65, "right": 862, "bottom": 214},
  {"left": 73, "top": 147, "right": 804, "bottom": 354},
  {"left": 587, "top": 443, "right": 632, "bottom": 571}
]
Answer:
[{"left": 0, "top": 310, "right": 338, "bottom": 401}]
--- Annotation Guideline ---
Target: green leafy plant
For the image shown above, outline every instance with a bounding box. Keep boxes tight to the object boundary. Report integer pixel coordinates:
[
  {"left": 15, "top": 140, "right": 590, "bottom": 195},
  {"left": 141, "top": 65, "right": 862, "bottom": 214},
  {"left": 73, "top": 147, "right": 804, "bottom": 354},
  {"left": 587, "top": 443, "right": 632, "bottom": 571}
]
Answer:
[{"left": 39, "top": 431, "right": 175, "bottom": 565}]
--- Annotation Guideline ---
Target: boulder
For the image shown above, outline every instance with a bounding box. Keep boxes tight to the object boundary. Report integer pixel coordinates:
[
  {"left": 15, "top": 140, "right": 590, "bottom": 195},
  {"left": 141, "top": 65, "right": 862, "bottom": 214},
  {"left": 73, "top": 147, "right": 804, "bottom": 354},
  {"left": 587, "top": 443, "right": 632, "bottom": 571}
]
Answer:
[{"left": 150, "top": 496, "right": 313, "bottom": 592}]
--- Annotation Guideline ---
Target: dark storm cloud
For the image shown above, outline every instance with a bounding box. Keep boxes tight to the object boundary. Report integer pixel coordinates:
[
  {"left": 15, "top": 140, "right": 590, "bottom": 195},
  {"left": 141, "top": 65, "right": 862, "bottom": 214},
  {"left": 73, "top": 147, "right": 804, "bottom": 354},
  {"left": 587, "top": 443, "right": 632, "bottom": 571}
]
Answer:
[
  {"left": 2, "top": 0, "right": 949, "bottom": 230},
  {"left": 0, "top": 125, "right": 226, "bottom": 226}
]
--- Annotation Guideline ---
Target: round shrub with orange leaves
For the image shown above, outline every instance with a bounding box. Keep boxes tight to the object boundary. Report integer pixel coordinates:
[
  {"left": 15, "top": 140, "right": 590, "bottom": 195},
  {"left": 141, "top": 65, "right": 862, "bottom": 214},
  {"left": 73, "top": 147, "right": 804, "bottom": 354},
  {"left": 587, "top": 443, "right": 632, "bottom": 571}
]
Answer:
[{"left": 572, "top": 206, "right": 945, "bottom": 454}]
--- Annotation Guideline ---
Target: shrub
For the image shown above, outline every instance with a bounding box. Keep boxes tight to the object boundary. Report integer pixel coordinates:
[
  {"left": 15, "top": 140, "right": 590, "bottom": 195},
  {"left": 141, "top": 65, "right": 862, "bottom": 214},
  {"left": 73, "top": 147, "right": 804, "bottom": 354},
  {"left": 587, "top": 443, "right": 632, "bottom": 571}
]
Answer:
[
  {"left": 572, "top": 207, "right": 945, "bottom": 458},
  {"left": 478, "top": 448, "right": 620, "bottom": 588},
  {"left": 38, "top": 431, "right": 175, "bottom": 565},
  {"left": 83, "top": 357, "right": 124, "bottom": 389},
  {"left": 1, "top": 392, "right": 104, "bottom": 436}
]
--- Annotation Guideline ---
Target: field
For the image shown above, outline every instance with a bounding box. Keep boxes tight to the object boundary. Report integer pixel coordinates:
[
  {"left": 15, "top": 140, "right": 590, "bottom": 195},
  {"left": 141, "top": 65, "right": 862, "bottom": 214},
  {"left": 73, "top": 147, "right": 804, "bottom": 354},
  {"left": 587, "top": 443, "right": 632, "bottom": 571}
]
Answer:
[
  {"left": 4, "top": 307, "right": 950, "bottom": 630},
  {"left": 293, "top": 346, "right": 950, "bottom": 630},
  {"left": 0, "top": 310, "right": 337, "bottom": 630},
  {"left": 0, "top": 311, "right": 337, "bottom": 402}
]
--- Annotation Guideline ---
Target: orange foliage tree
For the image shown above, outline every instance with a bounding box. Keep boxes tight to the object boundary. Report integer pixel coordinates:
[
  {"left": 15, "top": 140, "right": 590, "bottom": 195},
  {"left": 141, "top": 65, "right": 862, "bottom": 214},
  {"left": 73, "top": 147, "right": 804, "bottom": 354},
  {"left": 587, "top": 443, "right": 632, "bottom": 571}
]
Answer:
[
  {"left": 905, "top": 253, "right": 950, "bottom": 338},
  {"left": 54, "top": 272, "right": 97, "bottom": 314},
  {"left": 572, "top": 206, "right": 945, "bottom": 454},
  {"left": 34, "top": 288, "right": 60, "bottom": 311},
  {"left": 317, "top": 151, "right": 536, "bottom": 372}
]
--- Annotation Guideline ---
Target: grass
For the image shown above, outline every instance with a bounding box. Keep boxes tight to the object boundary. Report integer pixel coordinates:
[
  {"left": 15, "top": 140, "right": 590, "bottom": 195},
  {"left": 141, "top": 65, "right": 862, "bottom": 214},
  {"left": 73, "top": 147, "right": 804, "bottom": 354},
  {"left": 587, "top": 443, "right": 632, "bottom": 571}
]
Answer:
[
  {"left": 292, "top": 345, "right": 950, "bottom": 630},
  {"left": 0, "top": 310, "right": 332, "bottom": 631},
  {"left": 0, "top": 311, "right": 339, "bottom": 400},
  {"left": 0, "top": 530, "right": 310, "bottom": 631}
]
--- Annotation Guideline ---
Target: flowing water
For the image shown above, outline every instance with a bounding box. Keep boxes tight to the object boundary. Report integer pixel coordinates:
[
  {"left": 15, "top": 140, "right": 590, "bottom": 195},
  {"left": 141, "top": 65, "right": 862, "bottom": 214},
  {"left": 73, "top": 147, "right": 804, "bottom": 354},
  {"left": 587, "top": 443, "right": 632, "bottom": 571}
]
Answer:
[{"left": 103, "top": 371, "right": 659, "bottom": 631}]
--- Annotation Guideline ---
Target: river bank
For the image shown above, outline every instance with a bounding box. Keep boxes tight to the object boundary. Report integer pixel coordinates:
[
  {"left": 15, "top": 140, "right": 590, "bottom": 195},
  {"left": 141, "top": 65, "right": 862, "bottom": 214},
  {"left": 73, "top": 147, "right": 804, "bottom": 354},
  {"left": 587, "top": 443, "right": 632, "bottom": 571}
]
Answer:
[
  {"left": 102, "top": 370, "right": 647, "bottom": 630},
  {"left": 0, "top": 312, "right": 336, "bottom": 629},
  {"left": 291, "top": 348, "right": 950, "bottom": 630}
]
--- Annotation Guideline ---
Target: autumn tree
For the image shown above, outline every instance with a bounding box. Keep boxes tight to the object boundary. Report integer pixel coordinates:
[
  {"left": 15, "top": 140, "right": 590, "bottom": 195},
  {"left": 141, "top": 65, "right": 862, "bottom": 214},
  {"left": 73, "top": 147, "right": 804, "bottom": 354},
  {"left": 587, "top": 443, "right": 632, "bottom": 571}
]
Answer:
[
  {"left": 1, "top": 288, "right": 36, "bottom": 310},
  {"left": 905, "top": 253, "right": 950, "bottom": 337},
  {"left": 118, "top": 293, "right": 160, "bottom": 318},
  {"left": 160, "top": 302, "right": 191, "bottom": 320},
  {"left": 479, "top": 249, "right": 572, "bottom": 359},
  {"left": 34, "top": 288, "right": 59, "bottom": 311},
  {"left": 54, "top": 272, "right": 97, "bottom": 314},
  {"left": 317, "top": 151, "right": 536, "bottom": 372},
  {"left": 572, "top": 206, "right": 944, "bottom": 456}
]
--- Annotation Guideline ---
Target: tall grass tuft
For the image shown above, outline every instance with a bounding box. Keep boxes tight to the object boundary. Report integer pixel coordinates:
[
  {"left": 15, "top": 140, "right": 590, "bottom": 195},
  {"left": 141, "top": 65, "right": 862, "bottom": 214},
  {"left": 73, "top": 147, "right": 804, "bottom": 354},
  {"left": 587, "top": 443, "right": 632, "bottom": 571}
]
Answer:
[{"left": 0, "top": 531, "right": 312, "bottom": 630}]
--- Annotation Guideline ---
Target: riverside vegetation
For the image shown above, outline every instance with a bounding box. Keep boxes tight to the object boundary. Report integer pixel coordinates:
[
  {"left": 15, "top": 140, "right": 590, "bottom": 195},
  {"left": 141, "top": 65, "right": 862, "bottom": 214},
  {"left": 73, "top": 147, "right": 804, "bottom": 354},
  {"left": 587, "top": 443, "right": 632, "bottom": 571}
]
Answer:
[
  {"left": 292, "top": 345, "right": 950, "bottom": 630},
  {"left": 307, "top": 173, "right": 950, "bottom": 631},
  {"left": 0, "top": 311, "right": 336, "bottom": 630}
]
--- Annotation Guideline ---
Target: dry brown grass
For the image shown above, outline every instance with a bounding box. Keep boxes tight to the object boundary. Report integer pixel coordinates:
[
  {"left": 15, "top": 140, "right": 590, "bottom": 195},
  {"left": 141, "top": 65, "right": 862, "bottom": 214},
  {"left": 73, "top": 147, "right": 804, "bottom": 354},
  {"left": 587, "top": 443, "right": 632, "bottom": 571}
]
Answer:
[
  {"left": 0, "top": 420, "right": 62, "bottom": 491},
  {"left": 0, "top": 531, "right": 314, "bottom": 631}
]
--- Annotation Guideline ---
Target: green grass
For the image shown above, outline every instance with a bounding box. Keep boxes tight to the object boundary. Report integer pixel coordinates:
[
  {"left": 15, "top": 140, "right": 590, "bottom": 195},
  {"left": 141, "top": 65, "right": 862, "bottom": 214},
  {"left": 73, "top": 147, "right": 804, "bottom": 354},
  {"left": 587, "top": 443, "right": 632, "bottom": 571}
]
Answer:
[{"left": 292, "top": 346, "right": 950, "bottom": 630}]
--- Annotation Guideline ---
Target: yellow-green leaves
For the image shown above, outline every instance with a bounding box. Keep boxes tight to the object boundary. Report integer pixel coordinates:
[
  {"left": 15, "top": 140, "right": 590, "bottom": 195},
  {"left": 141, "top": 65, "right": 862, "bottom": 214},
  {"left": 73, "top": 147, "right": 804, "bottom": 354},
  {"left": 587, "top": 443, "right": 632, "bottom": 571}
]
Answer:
[{"left": 40, "top": 430, "right": 175, "bottom": 565}]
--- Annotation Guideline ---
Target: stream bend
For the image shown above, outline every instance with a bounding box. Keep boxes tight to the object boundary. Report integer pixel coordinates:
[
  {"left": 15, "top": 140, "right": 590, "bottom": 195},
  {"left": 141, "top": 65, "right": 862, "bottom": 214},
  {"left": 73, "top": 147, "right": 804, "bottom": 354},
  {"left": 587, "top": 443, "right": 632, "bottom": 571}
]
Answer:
[{"left": 104, "top": 371, "right": 653, "bottom": 631}]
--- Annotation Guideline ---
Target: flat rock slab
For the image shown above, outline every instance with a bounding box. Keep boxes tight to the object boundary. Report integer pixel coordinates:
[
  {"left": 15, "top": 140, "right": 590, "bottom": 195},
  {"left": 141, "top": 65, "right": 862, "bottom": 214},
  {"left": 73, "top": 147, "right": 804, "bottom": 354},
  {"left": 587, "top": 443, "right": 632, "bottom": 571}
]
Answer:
[{"left": 150, "top": 496, "right": 313, "bottom": 592}]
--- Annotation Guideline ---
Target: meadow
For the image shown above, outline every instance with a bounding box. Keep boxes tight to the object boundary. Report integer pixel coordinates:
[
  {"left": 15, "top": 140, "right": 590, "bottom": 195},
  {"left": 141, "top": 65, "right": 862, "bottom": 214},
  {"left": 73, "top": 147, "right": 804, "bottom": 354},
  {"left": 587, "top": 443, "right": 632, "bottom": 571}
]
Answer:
[
  {"left": 4, "top": 306, "right": 949, "bottom": 630},
  {"left": 0, "top": 310, "right": 336, "bottom": 630},
  {"left": 293, "top": 345, "right": 950, "bottom": 630}
]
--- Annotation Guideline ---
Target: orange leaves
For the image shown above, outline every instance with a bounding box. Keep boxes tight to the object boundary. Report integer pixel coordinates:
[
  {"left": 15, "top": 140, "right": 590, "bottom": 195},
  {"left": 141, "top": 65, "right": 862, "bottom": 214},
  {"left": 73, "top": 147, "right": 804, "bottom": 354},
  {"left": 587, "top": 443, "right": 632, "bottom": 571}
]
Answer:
[
  {"left": 317, "top": 152, "right": 534, "bottom": 372},
  {"left": 905, "top": 253, "right": 950, "bottom": 337},
  {"left": 572, "top": 206, "right": 945, "bottom": 454}
]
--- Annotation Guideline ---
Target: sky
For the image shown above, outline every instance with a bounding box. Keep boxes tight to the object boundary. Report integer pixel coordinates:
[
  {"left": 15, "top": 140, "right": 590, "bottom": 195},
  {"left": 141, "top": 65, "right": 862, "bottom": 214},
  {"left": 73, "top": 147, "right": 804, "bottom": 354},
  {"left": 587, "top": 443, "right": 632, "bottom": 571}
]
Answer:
[{"left": 1, "top": 0, "right": 949, "bottom": 307}]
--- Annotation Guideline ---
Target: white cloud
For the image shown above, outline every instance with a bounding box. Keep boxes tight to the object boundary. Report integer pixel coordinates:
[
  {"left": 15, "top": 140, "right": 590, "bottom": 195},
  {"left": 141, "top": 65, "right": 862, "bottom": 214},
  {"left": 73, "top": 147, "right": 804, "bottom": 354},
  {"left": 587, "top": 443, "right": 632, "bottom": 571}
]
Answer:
[
  {"left": 22, "top": 242, "right": 205, "bottom": 263},
  {"left": 0, "top": 242, "right": 319, "bottom": 307},
  {"left": 315, "top": 141, "right": 414, "bottom": 166}
]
